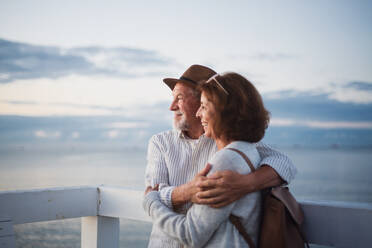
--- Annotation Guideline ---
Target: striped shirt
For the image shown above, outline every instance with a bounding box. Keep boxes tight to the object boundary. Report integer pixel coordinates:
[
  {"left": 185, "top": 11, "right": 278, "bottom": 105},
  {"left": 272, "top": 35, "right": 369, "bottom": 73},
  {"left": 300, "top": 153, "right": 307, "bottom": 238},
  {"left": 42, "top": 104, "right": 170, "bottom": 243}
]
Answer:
[{"left": 145, "top": 129, "right": 297, "bottom": 248}]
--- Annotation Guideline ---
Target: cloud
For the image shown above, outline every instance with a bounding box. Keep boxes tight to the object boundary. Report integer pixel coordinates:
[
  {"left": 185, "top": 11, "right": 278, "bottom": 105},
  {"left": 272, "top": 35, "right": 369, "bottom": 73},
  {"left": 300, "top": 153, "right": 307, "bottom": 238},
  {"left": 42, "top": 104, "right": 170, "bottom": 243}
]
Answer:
[
  {"left": 345, "top": 82, "right": 372, "bottom": 91},
  {"left": 34, "top": 130, "right": 47, "bottom": 138},
  {"left": 0, "top": 96, "right": 171, "bottom": 117},
  {"left": 71, "top": 132, "right": 80, "bottom": 139},
  {"left": 249, "top": 52, "right": 298, "bottom": 61},
  {"left": 106, "top": 130, "right": 120, "bottom": 139},
  {"left": 1, "top": 109, "right": 371, "bottom": 149},
  {"left": 70, "top": 46, "right": 169, "bottom": 67},
  {"left": 106, "top": 121, "right": 150, "bottom": 129},
  {"left": 0, "top": 115, "right": 170, "bottom": 146},
  {"left": 271, "top": 118, "right": 372, "bottom": 129},
  {"left": 0, "top": 38, "right": 174, "bottom": 83},
  {"left": 34, "top": 130, "right": 61, "bottom": 138},
  {"left": 1, "top": 100, "right": 39, "bottom": 105},
  {"left": 0, "top": 73, "right": 173, "bottom": 116},
  {"left": 263, "top": 82, "right": 372, "bottom": 105},
  {"left": 226, "top": 52, "right": 298, "bottom": 62},
  {"left": 263, "top": 90, "right": 372, "bottom": 121},
  {"left": 326, "top": 81, "right": 372, "bottom": 104},
  {"left": 0, "top": 39, "right": 94, "bottom": 82}
]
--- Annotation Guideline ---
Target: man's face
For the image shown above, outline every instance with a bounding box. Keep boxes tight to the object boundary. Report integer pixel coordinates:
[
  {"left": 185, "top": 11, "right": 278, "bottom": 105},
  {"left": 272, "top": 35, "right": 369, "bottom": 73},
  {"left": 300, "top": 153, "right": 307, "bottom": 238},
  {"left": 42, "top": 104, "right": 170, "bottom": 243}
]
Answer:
[{"left": 169, "top": 83, "right": 201, "bottom": 131}]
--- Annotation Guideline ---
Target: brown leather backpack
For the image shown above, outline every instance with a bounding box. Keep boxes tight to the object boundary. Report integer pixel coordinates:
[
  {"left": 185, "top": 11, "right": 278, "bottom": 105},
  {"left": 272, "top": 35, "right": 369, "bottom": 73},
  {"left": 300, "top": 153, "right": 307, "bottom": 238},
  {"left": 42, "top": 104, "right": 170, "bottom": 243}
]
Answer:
[{"left": 227, "top": 148, "right": 309, "bottom": 248}]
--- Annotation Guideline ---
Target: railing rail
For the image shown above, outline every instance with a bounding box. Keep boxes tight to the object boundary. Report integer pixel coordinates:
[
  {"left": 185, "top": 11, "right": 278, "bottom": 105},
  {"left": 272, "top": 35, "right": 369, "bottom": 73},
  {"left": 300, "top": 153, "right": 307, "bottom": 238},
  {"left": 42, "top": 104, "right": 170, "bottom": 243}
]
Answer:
[{"left": 1, "top": 186, "right": 372, "bottom": 248}]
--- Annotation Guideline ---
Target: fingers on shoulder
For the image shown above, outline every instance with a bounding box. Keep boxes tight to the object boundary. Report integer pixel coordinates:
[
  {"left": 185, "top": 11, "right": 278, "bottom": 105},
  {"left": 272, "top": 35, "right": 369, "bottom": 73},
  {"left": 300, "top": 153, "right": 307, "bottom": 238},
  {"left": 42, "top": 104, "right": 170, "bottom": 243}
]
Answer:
[
  {"left": 198, "top": 194, "right": 231, "bottom": 207},
  {"left": 198, "top": 177, "right": 220, "bottom": 188}
]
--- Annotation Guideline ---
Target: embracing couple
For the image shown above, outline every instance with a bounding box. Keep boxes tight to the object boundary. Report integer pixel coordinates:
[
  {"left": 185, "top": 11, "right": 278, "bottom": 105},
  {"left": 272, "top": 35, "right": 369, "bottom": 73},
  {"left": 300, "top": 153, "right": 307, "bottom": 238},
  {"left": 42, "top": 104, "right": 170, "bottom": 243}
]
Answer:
[{"left": 143, "top": 65, "right": 297, "bottom": 248}]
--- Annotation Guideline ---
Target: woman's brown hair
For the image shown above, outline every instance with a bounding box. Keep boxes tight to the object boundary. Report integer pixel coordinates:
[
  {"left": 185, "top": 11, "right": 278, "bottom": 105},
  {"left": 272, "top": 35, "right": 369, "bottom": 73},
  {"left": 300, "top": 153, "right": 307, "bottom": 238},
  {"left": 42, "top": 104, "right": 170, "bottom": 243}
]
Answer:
[{"left": 198, "top": 72, "right": 270, "bottom": 143}]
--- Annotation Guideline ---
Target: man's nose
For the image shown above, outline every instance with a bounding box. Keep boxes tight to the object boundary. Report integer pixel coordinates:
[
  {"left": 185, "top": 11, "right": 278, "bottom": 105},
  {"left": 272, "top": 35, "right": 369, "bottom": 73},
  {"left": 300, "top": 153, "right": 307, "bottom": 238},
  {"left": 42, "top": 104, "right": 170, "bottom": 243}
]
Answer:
[{"left": 169, "top": 100, "right": 178, "bottom": 111}]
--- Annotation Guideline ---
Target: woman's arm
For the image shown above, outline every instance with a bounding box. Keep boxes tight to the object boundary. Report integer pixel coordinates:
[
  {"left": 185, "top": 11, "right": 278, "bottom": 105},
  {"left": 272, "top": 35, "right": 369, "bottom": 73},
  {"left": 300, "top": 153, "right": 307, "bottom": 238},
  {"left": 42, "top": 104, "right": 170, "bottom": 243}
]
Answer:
[
  {"left": 144, "top": 191, "right": 235, "bottom": 248},
  {"left": 143, "top": 149, "right": 256, "bottom": 247}
]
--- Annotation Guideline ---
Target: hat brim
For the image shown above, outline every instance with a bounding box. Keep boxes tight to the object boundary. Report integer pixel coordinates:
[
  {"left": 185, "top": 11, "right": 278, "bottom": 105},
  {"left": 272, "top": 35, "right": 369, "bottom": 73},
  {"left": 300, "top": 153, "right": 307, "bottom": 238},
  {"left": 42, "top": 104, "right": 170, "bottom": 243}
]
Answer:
[{"left": 163, "top": 78, "right": 198, "bottom": 90}]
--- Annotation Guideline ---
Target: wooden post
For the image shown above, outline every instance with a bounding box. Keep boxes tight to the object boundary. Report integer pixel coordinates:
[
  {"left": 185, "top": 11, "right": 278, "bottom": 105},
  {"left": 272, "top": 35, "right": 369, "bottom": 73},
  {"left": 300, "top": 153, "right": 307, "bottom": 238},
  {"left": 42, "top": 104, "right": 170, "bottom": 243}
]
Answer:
[
  {"left": 81, "top": 216, "right": 119, "bottom": 248},
  {"left": 0, "top": 217, "right": 16, "bottom": 248}
]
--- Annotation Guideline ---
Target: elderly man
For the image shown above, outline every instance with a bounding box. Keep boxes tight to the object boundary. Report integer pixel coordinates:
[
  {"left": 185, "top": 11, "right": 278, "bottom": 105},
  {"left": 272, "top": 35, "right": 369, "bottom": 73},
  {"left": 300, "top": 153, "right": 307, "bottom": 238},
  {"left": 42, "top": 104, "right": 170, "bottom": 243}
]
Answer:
[{"left": 145, "top": 64, "right": 296, "bottom": 247}]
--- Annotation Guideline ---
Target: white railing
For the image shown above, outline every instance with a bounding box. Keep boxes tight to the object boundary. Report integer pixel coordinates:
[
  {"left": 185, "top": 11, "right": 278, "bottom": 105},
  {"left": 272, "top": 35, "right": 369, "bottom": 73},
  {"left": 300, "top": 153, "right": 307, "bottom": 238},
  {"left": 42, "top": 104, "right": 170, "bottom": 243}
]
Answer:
[{"left": 1, "top": 186, "right": 371, "bottom": 248}]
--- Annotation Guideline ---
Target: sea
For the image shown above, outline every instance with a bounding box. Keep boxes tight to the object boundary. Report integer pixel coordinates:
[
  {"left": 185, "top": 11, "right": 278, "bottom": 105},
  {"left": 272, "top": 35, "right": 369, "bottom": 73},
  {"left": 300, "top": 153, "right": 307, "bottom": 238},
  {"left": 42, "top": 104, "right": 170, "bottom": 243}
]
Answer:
[{"left": 1, "top": 146, "right": 372, "bottom": 247}]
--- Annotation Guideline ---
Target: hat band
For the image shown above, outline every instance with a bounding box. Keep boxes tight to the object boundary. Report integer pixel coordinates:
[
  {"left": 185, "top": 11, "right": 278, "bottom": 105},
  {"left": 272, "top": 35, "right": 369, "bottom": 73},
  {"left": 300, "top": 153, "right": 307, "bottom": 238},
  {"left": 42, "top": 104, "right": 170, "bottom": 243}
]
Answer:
[{"left": 180, "top": 76, "right": 198, "bottom": 85}]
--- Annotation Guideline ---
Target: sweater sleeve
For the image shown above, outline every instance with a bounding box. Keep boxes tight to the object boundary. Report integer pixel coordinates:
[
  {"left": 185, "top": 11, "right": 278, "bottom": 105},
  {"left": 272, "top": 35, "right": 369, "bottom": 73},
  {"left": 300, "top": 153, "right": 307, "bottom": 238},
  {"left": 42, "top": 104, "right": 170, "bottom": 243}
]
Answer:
[
  {"left": 143, "top": 148, "right": 254, "bottom": 247},
  {"left": 256, "top": 142, "right": 297, "bottom": 183},
  {"left": 145, "top": 135, "right": 175, "bottom": 209},
  {"left": 144, "top": 192, "right": 236, "bottom": 248}
]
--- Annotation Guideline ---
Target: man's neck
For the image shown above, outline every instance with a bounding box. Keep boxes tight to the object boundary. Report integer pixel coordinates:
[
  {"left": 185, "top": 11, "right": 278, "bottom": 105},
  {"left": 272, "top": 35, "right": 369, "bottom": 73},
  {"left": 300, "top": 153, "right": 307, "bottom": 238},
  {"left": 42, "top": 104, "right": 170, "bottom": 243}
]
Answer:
[{"left": 183, "top": 126, "right": 204, "bottom": 139}]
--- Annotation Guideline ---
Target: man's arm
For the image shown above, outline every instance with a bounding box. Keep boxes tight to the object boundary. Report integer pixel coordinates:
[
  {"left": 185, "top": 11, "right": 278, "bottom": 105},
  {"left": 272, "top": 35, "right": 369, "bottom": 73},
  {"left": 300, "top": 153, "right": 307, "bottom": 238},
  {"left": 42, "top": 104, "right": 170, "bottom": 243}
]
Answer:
[
  {"left": 195, "top": 143, "right": 296, "bottom": 208},
  {"left": 256, "top": 142, "right": 297, "bottom": 184},
  {"left": 146, "top": 135, "right": 177, "bottom": 209},
  {"left": 146, "top": 135, "right": 212, "bottom": 209}
]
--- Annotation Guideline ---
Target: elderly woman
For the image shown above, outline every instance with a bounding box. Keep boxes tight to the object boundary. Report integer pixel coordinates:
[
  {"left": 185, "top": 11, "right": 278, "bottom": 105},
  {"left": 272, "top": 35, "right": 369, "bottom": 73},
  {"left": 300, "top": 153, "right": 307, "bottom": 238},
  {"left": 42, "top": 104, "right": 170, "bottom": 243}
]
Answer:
[{"left": 143, "top": 72, "right": 270, "bottom": 247}]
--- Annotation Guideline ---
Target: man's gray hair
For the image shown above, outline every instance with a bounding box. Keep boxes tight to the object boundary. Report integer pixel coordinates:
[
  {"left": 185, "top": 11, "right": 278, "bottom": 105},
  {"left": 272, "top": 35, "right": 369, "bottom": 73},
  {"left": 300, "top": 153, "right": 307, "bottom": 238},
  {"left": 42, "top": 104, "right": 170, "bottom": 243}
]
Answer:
[{"left": 189, "top": 87, "right": 201, "bottom": 100}]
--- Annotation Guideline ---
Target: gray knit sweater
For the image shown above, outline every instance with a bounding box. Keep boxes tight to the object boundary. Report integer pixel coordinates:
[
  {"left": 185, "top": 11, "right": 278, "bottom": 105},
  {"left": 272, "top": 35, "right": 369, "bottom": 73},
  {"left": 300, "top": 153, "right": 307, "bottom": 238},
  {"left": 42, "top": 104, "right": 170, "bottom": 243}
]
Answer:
[{"left": 143, "top": 141, "right": 262, "bottom": 248}]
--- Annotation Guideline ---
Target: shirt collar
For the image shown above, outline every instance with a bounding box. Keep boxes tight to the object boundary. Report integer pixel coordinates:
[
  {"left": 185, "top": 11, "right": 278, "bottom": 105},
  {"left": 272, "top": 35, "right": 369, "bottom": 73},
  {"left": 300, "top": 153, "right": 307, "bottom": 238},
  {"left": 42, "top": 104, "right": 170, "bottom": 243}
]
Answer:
[{"left": 176, "top": 129, "right": 206, "bottom": 140}]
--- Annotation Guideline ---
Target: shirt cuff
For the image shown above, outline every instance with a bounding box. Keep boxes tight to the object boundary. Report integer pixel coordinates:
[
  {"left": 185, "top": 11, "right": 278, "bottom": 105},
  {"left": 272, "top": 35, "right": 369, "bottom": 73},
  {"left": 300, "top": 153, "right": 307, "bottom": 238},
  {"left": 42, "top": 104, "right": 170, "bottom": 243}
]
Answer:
[{"left": 159, "top": 185, "right": 176, "bottom": 209}]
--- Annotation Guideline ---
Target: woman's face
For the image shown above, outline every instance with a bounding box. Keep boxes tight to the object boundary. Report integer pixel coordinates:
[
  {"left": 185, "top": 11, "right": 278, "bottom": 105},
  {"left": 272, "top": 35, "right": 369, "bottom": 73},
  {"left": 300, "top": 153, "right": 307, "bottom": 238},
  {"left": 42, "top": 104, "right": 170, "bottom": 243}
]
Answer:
[{"left": 196, "top": 92, "right": 216, "bottom": 138}]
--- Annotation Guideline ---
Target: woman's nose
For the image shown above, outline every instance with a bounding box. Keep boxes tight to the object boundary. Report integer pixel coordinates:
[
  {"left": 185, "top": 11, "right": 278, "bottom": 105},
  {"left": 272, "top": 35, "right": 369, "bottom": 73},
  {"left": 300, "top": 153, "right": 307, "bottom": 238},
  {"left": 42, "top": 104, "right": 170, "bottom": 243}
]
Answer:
[{"left": 196, "top": 107, "right": 201, "bottom": 117}]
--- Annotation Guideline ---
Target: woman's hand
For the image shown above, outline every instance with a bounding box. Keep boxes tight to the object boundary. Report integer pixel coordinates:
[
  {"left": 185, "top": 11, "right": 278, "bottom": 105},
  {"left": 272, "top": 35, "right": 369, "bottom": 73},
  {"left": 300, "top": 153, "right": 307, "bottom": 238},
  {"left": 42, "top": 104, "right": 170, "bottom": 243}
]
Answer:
[{"left": 144, "top": 184, "right": 159, "bottom": 195}]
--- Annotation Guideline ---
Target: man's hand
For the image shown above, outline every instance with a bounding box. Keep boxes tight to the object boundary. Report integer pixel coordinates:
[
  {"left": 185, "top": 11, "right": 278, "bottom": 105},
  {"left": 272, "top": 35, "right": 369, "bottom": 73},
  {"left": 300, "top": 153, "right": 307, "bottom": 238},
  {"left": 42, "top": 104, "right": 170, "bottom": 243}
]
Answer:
[
  {"left": 171, "top": 164, "right": 212, "bottom": 207},
  {"left": 187, "top": 163, "right": 213, "bottom": 203},
  {"left": 195, "top": 170, "right": 248, "bottom": 208},
  {"left": 195, "top": 165, "right": 283, "bottom": 208}
]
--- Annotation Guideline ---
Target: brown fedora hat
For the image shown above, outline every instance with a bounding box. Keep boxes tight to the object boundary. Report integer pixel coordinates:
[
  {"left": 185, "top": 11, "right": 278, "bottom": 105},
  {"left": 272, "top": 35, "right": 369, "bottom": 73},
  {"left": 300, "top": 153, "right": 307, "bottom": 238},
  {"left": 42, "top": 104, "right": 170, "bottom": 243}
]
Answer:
[{"left": 163, "top": 64, "right": 217, "bottom": 90}]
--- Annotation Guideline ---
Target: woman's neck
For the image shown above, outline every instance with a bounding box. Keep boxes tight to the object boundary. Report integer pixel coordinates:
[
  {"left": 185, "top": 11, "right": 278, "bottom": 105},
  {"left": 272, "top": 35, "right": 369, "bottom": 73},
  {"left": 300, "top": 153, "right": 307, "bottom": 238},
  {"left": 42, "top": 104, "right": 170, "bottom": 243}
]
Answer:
[{"left": 215, "top": 137, "right": 231, "bottom": 150}]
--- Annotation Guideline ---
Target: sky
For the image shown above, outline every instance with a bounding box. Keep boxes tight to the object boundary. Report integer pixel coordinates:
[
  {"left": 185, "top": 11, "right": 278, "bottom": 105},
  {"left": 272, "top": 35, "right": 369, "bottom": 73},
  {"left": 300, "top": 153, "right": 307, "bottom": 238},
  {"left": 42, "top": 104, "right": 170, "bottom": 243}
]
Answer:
[{"left": 0, "top": 0, "right": 372, "bottom": 148}]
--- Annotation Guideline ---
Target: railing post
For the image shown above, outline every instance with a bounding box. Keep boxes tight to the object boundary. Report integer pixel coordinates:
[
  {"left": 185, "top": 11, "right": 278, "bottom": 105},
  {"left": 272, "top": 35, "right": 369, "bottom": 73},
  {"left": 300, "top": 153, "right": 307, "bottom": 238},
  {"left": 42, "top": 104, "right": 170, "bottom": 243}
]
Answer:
[{"left": 81, "top": 216, "right": 119, "bottom": 248}]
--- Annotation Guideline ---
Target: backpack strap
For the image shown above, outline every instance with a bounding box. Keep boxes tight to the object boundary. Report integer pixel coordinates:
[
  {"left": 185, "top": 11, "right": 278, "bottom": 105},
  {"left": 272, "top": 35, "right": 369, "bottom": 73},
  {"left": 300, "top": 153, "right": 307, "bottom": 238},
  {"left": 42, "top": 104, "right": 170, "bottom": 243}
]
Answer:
[
  {"left": 229, "top": 215, "right": 256, "bottom": 248},
  {"left": 227, "top": 148, "right": 256, "bottom": 172},
  {"left": 226, "top": 147, "right": 257, "bottom": 248}
]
